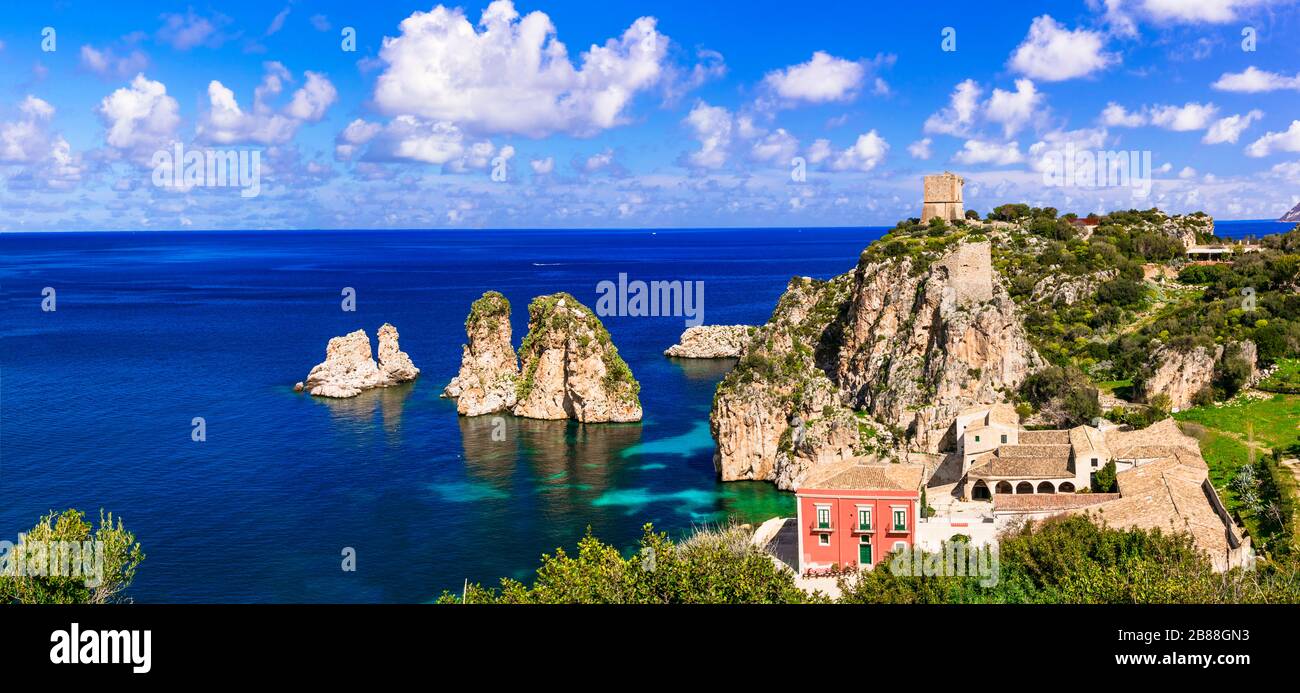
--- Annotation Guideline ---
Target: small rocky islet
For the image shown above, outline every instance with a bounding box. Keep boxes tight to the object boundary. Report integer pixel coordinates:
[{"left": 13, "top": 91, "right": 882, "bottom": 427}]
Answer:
[{"left": 294, "top": 323, "right": 419, "bottom": 398}]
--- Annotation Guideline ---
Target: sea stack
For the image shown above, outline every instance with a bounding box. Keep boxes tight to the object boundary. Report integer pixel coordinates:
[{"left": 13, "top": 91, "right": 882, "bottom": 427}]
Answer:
[
  {"left": 664, "top": 325, "right": 752, "bottom": 358},
  {"left": 295, "top": 323, "right": 419, "bottom": 398},
  {"left": 444, "top": 291, "right": 642, "bottom": 422},
  {"left": 442, "top": 291, "right": 521, "bottom": 416},
  {"left": 513, "top": 293, "right": 641, "bottom": 422}
]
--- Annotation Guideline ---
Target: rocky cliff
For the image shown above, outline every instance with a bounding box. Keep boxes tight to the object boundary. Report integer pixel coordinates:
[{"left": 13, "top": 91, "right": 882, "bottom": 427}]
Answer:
[
  {"left": 514, "top": 293, "right": 642, "bottom": 423},
  {"left": 296, "top": 323, "right": 419, "bottom": 398},
  {"left": 1281, "top": 201, "right": 1300, "bottom": 223},
  {"left": 442, "top": 291, "right": 520, "bottom": 416},
  {"left": 711, "top": 240, "right": 1041, "bottom": 489},
  {"left": 664, "top": 325, "right": 753, "bottom": 358},
  {"left": 1140, "top": 340, "right": 1257, "bottom": 410}
]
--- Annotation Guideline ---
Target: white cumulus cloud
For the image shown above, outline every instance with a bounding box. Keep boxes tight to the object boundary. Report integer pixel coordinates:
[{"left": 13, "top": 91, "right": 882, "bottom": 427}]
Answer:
[
  {"left": 1148, "top": 102, "right": 1219, "bottom": 131},
  {"left": 1212, "top": 66, "right": 1300, "bottom": 92},
  {"left": 198, "top": 63, "right": 337, "bottom": 145},
  {"left": 1246, "top": 120, "right": 1300, "bottom": 157},
  {"left": 1203, "top": 110, "right": 1263, "bottom": 144},
  {"left": 1100, "top": 102, "right": 1145, "bottom": 127},
  {"left": 1009, "top": 15, "right": 1117, "bottom": 82},
  {"left": 985, "top": 79, "right": 1044, "bottom": 137},
  {"left": 953, "top": 139, "right": 1023, "bottom": 166},
  {"left": 762, "top": 51, "right": 866, "bottom": 104},
  {"left": 96, "top": 74, "right": 181, "bottom": 163},
  {"left": 682, "top": 101, "right": 733, "bottom": 169},
  {"left": 827, "top": 130, "right": 888, "bottom": 171},
  {"left": 907, "top": 138, "right": 932, "bottom": 160},
  {"left": 923, "top": 79, "right": 982, "bottom": 136},
  {"left": 372, "top": 1, "right": 668, "bottom": 137}
]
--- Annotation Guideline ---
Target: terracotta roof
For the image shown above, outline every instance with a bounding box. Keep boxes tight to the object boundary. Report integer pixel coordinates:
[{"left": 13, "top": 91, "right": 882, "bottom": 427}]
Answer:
[
  {"left": 1071, "top": 455, "right": 1239, "bottom": 560},
  {"left": 968, "top": 454, "right": 1073, "bottom": 480},
  {"left": 997, "top": 444, "right": 1072, "bottom": 459},
  {"left": 995, "top": 493, "right": 1119, "bottom": 512},
  {"left": 958, "top": 403, "right": 1020, "bottom": 428},
  {"left": 1068, "top": 425, "right": 1109, "bottom": 457},
  {"left": 1106, "top": 418, "right": 1198, "bottom": 459},
  {"left": 1019, "top": 429, "right": 1070, "bottom": 445},
  {"left": 800, "top": 459, "right": 926, "bottom": 492}
]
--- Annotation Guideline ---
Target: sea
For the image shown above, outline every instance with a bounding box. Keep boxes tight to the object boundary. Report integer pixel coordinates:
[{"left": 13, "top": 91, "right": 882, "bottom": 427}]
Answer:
[{"left": 1, "top": 218, "right": 1291, "bottom": 603}]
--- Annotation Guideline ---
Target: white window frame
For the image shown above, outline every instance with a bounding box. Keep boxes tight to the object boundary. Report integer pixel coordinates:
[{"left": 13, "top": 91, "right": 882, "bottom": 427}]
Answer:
[
  {"left": 818, "top": 533, "right": 830, "bottom": 546},
  {"left": 856, "top": 506, "right": 873, "bottom": 531},
  {"left": 815, "top": 504, "right": 831, "bottom": 529},
  {"left": 891, "top": 506, "right": 907, "bottom": 532},
  {"left": 893, "top": 541, "right": 907, "bottom": 553}
]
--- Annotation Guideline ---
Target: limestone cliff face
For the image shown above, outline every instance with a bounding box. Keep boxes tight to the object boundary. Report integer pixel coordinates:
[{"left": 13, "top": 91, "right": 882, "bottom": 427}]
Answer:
[
  {"left": 711, "top": 241, "right": 1041, "bottom": 488},
  {"left": 835, "top": 242, "right": 1042, "bottom": 452},
  {"left": 1281, "top": 202, "right": 1300, "bottom": 223},
  {"left": 513, "top": 293, "right": 642, "bottom": 423},
  {"left": 664, "top": 325, "right": 753, "bottom": 358},
  {"left": 1030, "top": 269, "right": 1117, "bottom": 306},
  {"left": 297, "top": 325, "right": 419, "bottom": 398},
  {"left": 443, "top": 291, "right": 520, "bottom": 416},
  {"left": 1141, "top": 340, "right": 1257, "bottom": 410}
]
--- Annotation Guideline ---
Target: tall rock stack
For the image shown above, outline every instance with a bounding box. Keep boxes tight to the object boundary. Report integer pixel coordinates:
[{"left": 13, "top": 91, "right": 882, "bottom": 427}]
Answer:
[{"left": 922, "top": 172, "right": 964, "bottom": 223}]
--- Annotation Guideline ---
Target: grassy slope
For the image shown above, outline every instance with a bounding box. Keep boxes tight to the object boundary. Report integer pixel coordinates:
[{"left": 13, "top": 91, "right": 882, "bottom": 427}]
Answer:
[{"left": 1175, "top": 392, "right": 1300, "bottom": 551}]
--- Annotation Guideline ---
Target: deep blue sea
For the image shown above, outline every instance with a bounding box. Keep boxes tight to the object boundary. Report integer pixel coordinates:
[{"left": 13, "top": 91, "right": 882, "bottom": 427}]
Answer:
[{"left": 0, "top": 227, "right": 887, "bottom": 603}]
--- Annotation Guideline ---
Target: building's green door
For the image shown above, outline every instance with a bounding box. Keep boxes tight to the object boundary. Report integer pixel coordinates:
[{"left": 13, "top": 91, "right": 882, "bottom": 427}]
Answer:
[{"left": 859, "top": 542, "right": 872, "bottom": 565}]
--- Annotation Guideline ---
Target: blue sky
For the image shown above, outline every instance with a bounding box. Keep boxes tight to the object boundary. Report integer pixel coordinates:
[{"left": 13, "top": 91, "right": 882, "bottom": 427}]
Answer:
[{"left": 1, "top": 0, "right": 1298, "bottom": 230}]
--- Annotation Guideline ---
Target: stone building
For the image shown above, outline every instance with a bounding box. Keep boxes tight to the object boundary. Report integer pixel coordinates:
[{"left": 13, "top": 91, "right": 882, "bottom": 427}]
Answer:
[{"left": 922, "top": 172, "right": 964, "bottom": 223}]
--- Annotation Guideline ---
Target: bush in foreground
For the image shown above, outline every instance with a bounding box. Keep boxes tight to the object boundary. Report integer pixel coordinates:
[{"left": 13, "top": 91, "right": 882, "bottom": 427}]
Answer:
[
  {"left": 0, "top": 509, "right": 145, "bottom": 604},
  {"left": 443, "top": 517, "right": 1300, "bottom": 604}
]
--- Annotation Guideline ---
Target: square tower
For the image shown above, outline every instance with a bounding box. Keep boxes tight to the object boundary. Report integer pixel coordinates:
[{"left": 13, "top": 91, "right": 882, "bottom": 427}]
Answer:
[{"left": 922, "top": 172, "right": 965, "bottom": 223}]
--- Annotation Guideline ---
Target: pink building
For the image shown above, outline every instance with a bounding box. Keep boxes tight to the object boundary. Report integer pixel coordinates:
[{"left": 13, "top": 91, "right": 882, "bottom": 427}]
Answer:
[{"left": 795, "top": 461, "right": 926, "bottom": 573}]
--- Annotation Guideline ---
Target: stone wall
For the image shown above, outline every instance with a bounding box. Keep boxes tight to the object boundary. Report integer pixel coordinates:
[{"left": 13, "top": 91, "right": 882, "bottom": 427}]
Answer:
[{"left": 936, "top": 240, "right": 993, "bottom": 305}]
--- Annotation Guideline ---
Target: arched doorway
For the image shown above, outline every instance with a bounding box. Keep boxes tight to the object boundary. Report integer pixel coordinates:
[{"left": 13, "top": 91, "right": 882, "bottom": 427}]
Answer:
[
  {"left": 971, "top": 480, "right": 991, "bottom": 500},
  {"left": 1016, "top": 481, "right": 1034, "bottom": 494},
  {"left": 1059, "top": 481, "right": 1075, "bottom": 493},
  {"left": 995, "top": 481, "right": 1013, "bottom": 495},
  {"left": 1036, "top": 481, "right": 1055, "bottom": 494}
]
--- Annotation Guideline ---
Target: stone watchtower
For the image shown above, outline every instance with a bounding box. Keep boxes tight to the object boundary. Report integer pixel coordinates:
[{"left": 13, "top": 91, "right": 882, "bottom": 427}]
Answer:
[{"left": 922, "top": 172, "right": 964, "bottom": 223}]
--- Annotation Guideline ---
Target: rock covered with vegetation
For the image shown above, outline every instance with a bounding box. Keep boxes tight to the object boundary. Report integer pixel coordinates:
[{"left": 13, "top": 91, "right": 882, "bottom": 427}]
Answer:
[
  {"left": 711, "top": 227, "right": 1042, "bottom": 489},
  {"left": 443, "top": 291, "right": 520, "bottom": 416},
  {"left": 664, "top": 325, "right": 753, "bottom": 358},
  {"left": 296, "top": 323, "right": 419, "bottom": 398},
  {"left": 445, "top": 291, "right": 642, "bottom": 422},
  {"left": 514, "top": 293, "right": 641, "bottom": 422}
]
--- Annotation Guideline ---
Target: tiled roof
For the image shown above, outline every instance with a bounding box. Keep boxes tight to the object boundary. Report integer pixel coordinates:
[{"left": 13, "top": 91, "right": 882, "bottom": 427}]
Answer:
[
  {"left": 997, "top": 444, "right": 1072, "bottom": 459},
  {"left": 994, "top": 493, "right": 1119, "bottom": 512},
  {"left": 1071, "top": 455, "right": 1239, "bottom": 560},
  {"left": 968, "top": 454, "right": 1073, "bottom": 480},
  {"left": 1106, "top": 418, "right": 1199, "bottom": 459},
  {"left": 800, "top": 459, "right": 926, "bottom": 492},
  {"left": 1019, "top": 429, "right": 1070, "bottom": 445},
  {"left": 1068, "top": 425, "right": 1109, "bottom": 456}
]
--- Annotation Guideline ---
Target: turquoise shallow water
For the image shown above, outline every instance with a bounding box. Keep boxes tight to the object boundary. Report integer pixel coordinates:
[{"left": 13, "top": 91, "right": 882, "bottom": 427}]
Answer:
[{"left": 0, "top": 227, "right": 883, "bottom": 602}]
